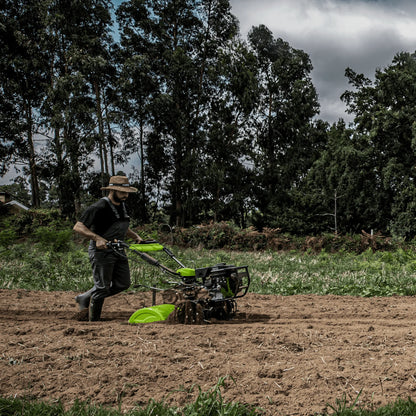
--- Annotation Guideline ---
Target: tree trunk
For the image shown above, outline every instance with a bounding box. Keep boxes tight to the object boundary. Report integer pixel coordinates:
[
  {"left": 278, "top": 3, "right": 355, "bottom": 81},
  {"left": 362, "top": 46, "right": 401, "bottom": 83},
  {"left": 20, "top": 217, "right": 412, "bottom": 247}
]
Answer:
[
  {"left": 26, "top": 103, "right": 40, "bottom": 208},
  {"left": 138, "top": 122, "right": 146, "bottom": 204},
  {"left": 53, "top": 127, "right": 65, "bottom": 213},
  {"left": 94, "top": 81, "right": 108, "bottom": 188},
  {"left": 104, "top": 101, "right": 116, "bottom": 176}
]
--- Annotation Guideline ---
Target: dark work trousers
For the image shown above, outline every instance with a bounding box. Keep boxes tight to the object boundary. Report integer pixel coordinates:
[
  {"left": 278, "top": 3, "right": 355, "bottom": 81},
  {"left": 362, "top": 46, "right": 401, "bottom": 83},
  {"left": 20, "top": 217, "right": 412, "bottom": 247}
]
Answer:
[
  {"left": 88, "top": 214, "right": 131, "bottom": 302},
  {"left": 88, "top": 249, "right": 131, "bottom": 301}
]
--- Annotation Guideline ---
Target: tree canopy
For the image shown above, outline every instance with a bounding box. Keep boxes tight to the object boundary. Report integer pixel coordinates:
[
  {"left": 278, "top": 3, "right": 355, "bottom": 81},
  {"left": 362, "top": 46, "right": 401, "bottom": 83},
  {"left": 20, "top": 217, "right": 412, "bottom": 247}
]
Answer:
[{"left": 2, "top": 1, "right": 416, "bottom": 237}]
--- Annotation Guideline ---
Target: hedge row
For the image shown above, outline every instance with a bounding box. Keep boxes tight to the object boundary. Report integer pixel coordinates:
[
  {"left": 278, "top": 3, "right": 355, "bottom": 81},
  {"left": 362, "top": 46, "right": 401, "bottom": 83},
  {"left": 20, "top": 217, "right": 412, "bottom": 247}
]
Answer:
[
  {"left": 0, "top": 210, "right": 407, "bottom": 254},
  {"left": 138, "top": 222, "right": 403, "bottom": 254}
]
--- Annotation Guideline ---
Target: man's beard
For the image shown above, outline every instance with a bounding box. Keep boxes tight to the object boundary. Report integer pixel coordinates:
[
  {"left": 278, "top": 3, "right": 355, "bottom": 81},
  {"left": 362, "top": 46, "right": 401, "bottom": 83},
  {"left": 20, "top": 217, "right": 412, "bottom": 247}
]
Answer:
[{"left": 113, "top": 193, "right": 127, "bottom": 203}]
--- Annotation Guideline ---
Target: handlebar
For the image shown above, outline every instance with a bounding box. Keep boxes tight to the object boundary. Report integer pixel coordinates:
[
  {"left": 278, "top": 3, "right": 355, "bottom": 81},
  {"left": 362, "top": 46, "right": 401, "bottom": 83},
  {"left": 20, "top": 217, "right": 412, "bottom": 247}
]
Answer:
[
  {"left": 106, "top": 239, "right": 158, "bottom": 249},
  {"left": 106, "top": 240, "right": 129, "bottom": 250}
]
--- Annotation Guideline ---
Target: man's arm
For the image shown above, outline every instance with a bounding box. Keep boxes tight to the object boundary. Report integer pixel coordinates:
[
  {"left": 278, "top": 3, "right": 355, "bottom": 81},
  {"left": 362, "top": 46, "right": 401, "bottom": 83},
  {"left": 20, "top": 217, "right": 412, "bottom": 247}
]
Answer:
[
  {"left": 73, "top": 221, "right": 108, "bottom": 249},
  {"left": 126, "top": 228, "right": 143, "bottom": 243}
]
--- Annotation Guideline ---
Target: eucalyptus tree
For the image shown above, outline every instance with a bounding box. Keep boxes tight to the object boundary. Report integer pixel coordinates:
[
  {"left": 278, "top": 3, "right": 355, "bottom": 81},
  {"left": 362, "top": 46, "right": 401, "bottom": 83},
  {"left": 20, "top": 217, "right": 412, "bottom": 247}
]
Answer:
[
  {"left": 0, "top": 0, "right": 50, "bottom": 207},
  {"left": 247, "top": 25, "right": 321, "bottom": 230},
  {"left": 117, "top": 0, "right": 241, "bottom": 226},
  {"left": 114, "top": 42, "right": 158, "bottom": 223},
  {"left": 196, "top": 39, "right": 258, "bottom": 226},
  {"left": 301, "top": 120, "right": 379, "bottom": 234},
  {"left": 342, "top": 52, "right": 416, "bottom": 237},
  {"left": 40, "top": 0, "right": 115, "bottom": 217}
]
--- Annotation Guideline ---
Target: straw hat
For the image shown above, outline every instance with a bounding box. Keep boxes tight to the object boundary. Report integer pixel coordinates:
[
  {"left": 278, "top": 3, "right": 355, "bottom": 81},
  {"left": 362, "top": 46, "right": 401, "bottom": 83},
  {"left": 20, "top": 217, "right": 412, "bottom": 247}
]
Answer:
[{"left": 101, "top": 176, "right": 138, "bottom": 193}]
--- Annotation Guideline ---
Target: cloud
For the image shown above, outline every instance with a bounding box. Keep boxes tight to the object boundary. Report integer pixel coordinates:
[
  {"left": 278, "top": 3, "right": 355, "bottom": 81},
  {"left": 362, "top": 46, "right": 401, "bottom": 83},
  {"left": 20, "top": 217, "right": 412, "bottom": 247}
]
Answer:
[{"left": 230, "top": 0, "right": 416, "bottom": 123}]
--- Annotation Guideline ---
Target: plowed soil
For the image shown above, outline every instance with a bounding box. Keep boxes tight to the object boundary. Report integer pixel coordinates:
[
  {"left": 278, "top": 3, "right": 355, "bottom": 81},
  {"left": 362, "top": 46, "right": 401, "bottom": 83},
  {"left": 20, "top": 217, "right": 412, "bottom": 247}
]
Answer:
[{"left": 1, "top": 289, "right": 416, "bottom": 415}]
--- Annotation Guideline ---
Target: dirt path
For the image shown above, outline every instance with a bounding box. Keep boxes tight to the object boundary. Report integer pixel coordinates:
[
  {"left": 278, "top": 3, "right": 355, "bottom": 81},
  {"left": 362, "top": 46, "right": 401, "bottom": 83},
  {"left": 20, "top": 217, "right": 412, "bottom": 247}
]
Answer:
[{"left": 1, "top": 289, "right": 416, "bottom": 415}]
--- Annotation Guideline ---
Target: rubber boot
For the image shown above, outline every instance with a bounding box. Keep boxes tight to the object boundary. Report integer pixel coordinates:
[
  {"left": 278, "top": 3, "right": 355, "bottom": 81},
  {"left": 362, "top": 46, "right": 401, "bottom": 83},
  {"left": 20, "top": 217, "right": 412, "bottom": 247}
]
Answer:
[
  {"left": 89, "top": 298, "right": 104, "bottom": 322},
  {"left": 75, "top": 287, "right": 94, "bottom": 311}
]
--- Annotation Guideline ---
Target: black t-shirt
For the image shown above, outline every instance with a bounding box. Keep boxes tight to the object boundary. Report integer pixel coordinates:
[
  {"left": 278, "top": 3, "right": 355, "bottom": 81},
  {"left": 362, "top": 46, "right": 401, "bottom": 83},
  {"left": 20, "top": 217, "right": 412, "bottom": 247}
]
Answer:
[{"left": 79, "top": 198, "right": 127, "bottom": 237}]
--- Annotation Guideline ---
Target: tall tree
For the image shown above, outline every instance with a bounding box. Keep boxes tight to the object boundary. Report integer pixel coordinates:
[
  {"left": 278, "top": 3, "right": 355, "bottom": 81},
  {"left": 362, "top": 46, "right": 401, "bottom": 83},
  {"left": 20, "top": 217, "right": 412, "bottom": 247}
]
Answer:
[
  {"left": 197, "top": 39, "right": 258, "bottom": 226},
  {"left": 40, "top": 0, "right": 115, "bottom": 217},
  {"left": 247, "top": 25, "right": 321, "bottom": 230},
  {"left": 117, "top": 0, "right": 240, "bottom": 226},
  {"left": 0, "top": 0, "right": 50, "bottom": 207},
  {"left": 115, "top": 47, "right": 158, "bottom": 223},
  {"left": 301, "top": 120, "right": 378, "bottom": 234},
  {"left": 342, "top": 52, "right": 416, "bottom": 237}
]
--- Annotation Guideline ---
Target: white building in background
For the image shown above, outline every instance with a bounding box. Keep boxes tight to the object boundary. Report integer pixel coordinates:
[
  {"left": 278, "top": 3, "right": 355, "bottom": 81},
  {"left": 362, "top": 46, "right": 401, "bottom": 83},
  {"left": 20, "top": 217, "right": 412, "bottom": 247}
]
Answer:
[{"left": 0, "top": 190, "right": 29, "bottom": 214}]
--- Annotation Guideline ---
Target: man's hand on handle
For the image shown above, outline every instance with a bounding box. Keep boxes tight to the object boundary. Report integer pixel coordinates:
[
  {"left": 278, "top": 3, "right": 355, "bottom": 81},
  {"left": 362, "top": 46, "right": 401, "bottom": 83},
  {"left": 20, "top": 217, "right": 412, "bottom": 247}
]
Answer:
[
  {"left": 73, "top": 221, "right": 108, "bottom": 249},
  {"left": 95, "top": 236, "right": 108, "bottom": 250}
]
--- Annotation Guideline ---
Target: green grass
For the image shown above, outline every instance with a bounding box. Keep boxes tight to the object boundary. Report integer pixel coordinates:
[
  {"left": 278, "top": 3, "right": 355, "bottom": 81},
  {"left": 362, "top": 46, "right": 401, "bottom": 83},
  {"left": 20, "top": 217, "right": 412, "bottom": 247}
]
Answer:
[
  {"left": 243, "top": 247, "right": 416, "bottom": 297},
  {"left": 0, "top": 243, "right": 92, "bottom": 291},
  {"left": 0, "top": 377, "right": 260, "bottom": 416},
  {"left": 2, "top": 241, "right": 416, "bottom": 298},
  {"left": 2, "top": 394, "right": 416, "bottom": 416},
  {"left": 321, "top": 394, "right": 416, "bottom": 415},
  {"left": 129, "top": 245, "right": 416, "bottom": 298}
]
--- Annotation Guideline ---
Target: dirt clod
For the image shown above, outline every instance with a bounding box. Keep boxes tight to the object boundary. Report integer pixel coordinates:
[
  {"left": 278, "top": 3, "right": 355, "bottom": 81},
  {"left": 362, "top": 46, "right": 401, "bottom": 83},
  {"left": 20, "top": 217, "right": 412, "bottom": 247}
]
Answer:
[{"left": 72, "top": 308, "right": 89, "bottom": 321}]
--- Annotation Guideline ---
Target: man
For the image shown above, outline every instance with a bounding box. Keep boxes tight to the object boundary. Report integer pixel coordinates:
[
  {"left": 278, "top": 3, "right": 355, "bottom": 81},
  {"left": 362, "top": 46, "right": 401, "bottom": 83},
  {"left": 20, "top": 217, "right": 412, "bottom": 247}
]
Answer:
[{"left": 73, "top": 175, "right": 142, "bottom": 321}]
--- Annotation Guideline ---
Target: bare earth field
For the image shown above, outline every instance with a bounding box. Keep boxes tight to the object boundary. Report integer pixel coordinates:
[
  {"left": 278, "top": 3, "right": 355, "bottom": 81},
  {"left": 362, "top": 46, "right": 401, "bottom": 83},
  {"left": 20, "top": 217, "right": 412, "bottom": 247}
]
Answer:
[{"left": 1, "top": 289, "right": 416, "bottom": 415}]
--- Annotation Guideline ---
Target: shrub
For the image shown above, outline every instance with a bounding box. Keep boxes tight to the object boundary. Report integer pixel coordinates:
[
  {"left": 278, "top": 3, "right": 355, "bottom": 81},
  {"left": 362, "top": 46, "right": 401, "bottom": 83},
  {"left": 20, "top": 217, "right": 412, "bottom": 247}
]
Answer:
[
  {"left": 152, "top": 223, "right": 401, "bottom": 254},
  {"left": 0, "top": 220, "right": 17, "bottom": 247},
  {"left": 3, "top": 209, "right": 72, "bottom": 237},
  {"left": 32, "top": 227, "right": 74, "bottom": 251}
]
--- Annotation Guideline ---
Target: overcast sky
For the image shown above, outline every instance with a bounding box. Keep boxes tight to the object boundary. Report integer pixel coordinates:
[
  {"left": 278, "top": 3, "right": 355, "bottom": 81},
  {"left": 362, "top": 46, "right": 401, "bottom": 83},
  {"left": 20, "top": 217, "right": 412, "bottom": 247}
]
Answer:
[{"left": 229, "top": 0, "right": 416, "bottom": 123}]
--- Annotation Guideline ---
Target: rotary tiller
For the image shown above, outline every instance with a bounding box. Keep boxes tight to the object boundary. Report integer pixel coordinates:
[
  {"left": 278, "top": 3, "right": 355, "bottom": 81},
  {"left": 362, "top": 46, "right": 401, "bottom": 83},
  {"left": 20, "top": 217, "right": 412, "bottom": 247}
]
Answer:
[{"left": 108, "top": 240, "right": 250, "bottom": 323}]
